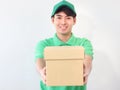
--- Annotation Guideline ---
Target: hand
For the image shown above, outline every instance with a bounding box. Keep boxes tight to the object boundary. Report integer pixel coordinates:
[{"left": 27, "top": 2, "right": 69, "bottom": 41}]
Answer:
[
  {"left": 83, "top": 55, "right": 92, "bottom": 84},
  {"left": 39, "top": 67, "right": 46, "bottom": 84}
]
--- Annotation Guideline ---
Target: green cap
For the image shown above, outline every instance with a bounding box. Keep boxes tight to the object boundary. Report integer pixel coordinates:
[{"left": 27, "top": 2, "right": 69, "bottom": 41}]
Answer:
[{"left": 51, "top": 0, "right": 76, "bottom": 17}]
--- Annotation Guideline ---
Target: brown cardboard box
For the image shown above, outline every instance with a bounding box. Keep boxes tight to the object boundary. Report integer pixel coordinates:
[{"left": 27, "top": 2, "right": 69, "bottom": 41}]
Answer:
[{"left": 44, "top": 46, "right": 84, "bottom": 86}]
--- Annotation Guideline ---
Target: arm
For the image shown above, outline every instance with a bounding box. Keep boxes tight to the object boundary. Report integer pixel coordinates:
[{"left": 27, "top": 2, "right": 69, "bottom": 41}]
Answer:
[
  {"left": 36, "top": 58, "right": 46, "bottom": 84},
  {"left": 83, "top": 55, "right": 92, "bottom": 84}
]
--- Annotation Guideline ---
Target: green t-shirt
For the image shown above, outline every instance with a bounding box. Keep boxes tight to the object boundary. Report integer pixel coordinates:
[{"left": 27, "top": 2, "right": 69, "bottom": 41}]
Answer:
[{"left": 35, "top": 34, "right": 93, "bottom": 90}]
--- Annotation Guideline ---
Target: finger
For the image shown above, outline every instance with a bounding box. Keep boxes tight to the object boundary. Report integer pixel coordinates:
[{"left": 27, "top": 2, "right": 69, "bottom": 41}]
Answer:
[
  {"left": 43, "top": 67, "right": 46, "bottom": 75},
  {"left": 41, "top": 73, "right": 46, "bottom": 84},
  {"left": 83, "top": 72, "right": 89, "bottom": 77},
  {"left": 40, "top": 67, "right": 46, "bottom": 84},
  {"left": 84, "top": 75, "right": 88, "bottom": 84},
  {"left": 41, "top": 77, "right": 46, "bottom": 84},
  {"left": 83, "top": 62, "right": 87, "bottom": 76}
]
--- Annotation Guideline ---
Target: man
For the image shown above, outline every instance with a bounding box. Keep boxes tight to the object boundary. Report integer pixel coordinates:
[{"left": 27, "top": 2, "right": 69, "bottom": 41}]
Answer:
[{"left": 35, "top": 0, "right": 93, "bottom": 90}]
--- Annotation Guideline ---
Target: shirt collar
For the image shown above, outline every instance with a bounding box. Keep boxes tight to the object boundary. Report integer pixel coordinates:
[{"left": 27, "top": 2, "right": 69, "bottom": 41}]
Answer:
[{"left": 53, "top": 33, "right": 76, "bottom": 46}]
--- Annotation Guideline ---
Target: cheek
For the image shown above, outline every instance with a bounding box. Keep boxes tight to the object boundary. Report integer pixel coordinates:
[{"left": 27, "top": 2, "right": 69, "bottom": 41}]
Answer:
[
  {"left": 54, "top": 23, "right": 59, "bottom": 29},
  {"left": 54, "top": 20, "right": 59, "bottom": 25},
  {"left": 53, "top": 21, "right": 58, "bottom": 26},
  {"left": 68, "top": 22, "right": 74, "bottom": 27},
  {"left": 67, "top": 20, "right": 75, "bottom": 25}
]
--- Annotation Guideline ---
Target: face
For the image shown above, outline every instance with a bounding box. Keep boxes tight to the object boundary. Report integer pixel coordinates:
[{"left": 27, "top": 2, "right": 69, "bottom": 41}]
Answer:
[{"left": 52, "top": 11, "right": 76, "bottom": 36}]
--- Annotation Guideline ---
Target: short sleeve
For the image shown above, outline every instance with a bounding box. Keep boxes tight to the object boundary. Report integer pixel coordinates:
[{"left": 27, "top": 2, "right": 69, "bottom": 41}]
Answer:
[
  {"left": 35, "top": 40, "right": 46, "bottom": 60},
  {"left": 83, "top": 39, "right": 94, "bottom": 58}
]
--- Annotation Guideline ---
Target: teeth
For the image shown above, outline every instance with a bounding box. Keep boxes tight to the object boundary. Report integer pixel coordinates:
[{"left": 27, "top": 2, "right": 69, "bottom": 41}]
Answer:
[
  {"left": 60, "top": 26, "right": 67, "bottom": 30},
  {"left": 62, "top": 27, "right": 66, "bottom": 29}
]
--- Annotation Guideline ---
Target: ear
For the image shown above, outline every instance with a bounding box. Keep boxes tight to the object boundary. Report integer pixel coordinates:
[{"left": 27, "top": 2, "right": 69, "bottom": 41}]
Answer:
[
  {"left": 73, "top": 17, "right": 76, "bottom": 25},
  {"left": 51, "top": 17, "right": 54, "bottom": 24}
]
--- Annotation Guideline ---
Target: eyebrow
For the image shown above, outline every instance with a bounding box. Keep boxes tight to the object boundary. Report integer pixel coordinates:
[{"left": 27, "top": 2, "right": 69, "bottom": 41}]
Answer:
[
  {"left": 55, "top": 14, "right": 62, "bottom": 17},
  {"left": 55, "top": 14, "right": 70, "bottom": 17}
]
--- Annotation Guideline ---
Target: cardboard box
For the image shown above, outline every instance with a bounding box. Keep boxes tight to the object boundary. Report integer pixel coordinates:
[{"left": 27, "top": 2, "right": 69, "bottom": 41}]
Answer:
[{"left": 44, "top": 46, "right": 84, "bottom": 86}]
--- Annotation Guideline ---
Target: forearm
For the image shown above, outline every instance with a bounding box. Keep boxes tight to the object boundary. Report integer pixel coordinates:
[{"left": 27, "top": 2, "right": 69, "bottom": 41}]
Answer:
[
  {"left": 83, "top": 55, "right": 92, "bottom": 84},
  {"left": 36, "top": 58, "right": 46, "bottom": 73},
  {"left": 84, "top": 55, "right": 92, "bottom": 69},
  {"left": 84, "top": 55, "right": 92, "bottom": 63},
  {"left": 84, "top": 55, "right": 92, "bottom": 71},
  {"left": 36, "top": 58, "right": 46, "bottom": 83}
]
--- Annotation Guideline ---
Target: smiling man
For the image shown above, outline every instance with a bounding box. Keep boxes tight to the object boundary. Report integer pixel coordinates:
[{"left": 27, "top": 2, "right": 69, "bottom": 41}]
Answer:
[{"left": 35, "top": 0, "right": 93, "bottom": 90}]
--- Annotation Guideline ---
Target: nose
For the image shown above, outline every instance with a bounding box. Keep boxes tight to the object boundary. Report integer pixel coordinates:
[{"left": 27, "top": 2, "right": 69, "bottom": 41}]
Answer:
[{"left": 61, "top": 18, "right": 66, "bottom": 25}]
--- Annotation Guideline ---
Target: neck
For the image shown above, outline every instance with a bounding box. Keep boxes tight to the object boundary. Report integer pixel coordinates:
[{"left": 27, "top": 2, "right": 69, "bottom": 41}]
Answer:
[{"left": 57, "top": 33, "right": 72, "bottom": 42}]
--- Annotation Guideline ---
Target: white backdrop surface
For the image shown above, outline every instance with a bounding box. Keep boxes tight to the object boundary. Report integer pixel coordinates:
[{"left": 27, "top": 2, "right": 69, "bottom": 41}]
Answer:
[{"left": 0, "top": 0, "right": 120, "bottom": 90}]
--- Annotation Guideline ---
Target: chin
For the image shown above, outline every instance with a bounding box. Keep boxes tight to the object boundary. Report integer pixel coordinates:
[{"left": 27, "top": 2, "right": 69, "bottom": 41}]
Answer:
[{"left": 61, "top": 32, "right": 70, "bottom": 35}]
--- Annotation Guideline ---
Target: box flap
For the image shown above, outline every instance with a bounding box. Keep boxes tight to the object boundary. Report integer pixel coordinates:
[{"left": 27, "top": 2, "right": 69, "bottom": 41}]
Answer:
[{"left": 44, "top": 46, "right": 84, "bottom": 60}]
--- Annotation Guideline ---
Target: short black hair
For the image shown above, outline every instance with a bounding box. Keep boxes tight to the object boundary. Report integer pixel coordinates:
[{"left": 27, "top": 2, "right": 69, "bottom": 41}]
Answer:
[{"left": 51, "top": 5, "right": 76, "bottom": 18}]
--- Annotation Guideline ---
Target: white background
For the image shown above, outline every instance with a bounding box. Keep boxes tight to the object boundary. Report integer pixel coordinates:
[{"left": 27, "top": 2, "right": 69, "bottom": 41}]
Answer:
[{"left": 0, "top": 0, "right": 120, "bottom": 90}]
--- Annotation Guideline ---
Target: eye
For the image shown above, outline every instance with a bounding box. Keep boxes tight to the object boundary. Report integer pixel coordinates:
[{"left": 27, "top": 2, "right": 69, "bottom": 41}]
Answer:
[
  {"left": 56, "top": 17, "right": 62, "bottom": 19},
  {"left": 67, "top": 17, "right": 71, "bottom": 19},
  {"left": 66, "top": 17, "right": 72, "bottom": 19}
]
